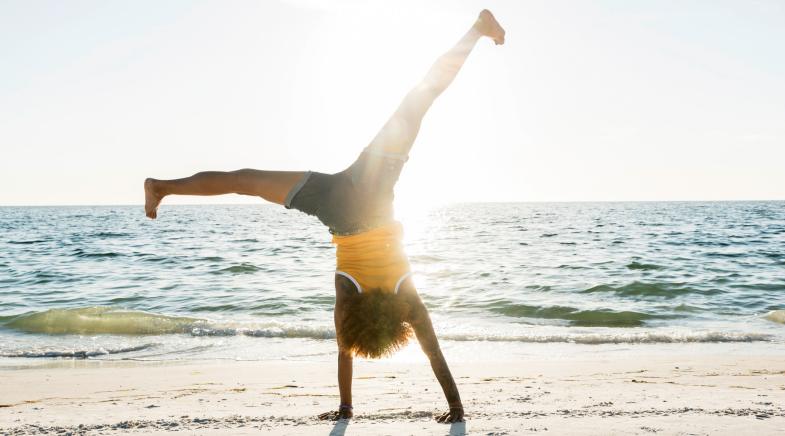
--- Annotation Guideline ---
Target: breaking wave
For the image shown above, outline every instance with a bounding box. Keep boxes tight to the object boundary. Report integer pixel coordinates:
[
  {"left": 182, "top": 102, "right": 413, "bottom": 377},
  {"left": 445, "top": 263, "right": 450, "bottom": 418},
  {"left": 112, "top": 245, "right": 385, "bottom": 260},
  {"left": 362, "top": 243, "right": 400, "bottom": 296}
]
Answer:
[
  {"left": 1, "top": 344, "right": 156, "bottom": 359},
  {"left": 764, "top": 310, "right": 785, "bottom": 325},
  {"left": 0, "top": 307, "right": 775, "bottom": 347},
  {"left": 2, "top": 307, "right": 201, "bottom": 335}
]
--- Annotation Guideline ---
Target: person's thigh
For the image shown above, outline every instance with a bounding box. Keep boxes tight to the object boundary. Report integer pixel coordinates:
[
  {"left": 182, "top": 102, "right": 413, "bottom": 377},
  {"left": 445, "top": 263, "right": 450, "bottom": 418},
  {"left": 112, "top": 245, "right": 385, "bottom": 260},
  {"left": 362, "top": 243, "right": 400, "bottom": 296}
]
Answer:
[
  {"left": 346, "top": 153, "right": 406, "bottom": 194},
  {"left": 234, "top": 169, "right": 308, "bottom": 205}
]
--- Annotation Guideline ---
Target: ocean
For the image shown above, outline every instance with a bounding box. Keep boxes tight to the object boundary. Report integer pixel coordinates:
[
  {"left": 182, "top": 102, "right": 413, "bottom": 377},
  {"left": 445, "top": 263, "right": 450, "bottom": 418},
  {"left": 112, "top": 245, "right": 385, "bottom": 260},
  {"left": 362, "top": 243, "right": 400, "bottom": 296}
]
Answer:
[{"left": 1, "top": 202, "right": 783, "bottom": 364}]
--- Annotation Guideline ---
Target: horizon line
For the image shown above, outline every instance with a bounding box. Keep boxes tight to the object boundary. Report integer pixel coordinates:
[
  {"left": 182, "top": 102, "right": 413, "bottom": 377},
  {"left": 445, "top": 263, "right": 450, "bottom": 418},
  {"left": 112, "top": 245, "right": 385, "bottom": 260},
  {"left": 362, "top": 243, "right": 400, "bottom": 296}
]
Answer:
[{"left": 2, "top": 199, "right": 784, "bottom": 207}]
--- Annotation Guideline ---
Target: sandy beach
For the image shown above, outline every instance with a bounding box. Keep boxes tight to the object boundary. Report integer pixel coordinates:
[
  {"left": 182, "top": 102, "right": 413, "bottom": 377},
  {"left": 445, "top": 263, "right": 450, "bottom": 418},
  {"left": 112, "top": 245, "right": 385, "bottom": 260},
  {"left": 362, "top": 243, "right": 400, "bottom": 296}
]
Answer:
[{"left": 1, "top": 351, "right": 783, "bottom": 435}]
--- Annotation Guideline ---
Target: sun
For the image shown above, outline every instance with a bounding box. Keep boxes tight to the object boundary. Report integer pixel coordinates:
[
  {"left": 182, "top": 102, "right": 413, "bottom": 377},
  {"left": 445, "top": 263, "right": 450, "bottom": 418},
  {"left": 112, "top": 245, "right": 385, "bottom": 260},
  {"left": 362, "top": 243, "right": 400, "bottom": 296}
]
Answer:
[{"left": 394, "top": 181, "right": 445, "bottom": 245}]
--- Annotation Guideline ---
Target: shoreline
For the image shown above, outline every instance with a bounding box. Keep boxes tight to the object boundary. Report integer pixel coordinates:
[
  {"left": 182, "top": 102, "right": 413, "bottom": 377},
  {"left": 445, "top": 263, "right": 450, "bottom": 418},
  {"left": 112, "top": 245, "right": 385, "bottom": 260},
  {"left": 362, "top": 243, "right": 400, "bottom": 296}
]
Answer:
[{"left": 2, "top": 352, "right": 783, "bottom": 435}]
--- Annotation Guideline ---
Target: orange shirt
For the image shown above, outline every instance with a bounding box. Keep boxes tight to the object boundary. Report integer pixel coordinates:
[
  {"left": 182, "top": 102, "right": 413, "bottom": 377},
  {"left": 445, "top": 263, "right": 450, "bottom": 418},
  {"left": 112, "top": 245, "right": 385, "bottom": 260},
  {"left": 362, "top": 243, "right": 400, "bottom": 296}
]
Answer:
[{"left": 332, "top": 221, "right": 411, "bottom": 294}]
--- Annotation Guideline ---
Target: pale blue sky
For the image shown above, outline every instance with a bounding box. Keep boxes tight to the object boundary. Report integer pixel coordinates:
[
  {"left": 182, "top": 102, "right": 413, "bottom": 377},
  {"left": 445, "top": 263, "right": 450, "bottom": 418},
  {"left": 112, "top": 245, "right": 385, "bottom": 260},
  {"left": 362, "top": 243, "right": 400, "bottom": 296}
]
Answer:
[{"left": 1, "top": 0, "right": 783, "bottom": 207}]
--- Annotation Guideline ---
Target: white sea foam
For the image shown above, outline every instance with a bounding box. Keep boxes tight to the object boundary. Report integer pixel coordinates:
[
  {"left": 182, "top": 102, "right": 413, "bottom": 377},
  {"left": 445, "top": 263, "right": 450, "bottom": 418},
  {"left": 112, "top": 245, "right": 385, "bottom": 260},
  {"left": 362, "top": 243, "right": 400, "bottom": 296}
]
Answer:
[
  {"left": 190, "top": 326, "right": 771, "bottom": 344},
  {"left": 0, "top": 343, "right": 156, "bottom": 359},
  {"left": 440, "top": 331, "right": 773, "bottom": 344},
  {"left": 2, "top": 307, "right": 777, "bottom": 346}
]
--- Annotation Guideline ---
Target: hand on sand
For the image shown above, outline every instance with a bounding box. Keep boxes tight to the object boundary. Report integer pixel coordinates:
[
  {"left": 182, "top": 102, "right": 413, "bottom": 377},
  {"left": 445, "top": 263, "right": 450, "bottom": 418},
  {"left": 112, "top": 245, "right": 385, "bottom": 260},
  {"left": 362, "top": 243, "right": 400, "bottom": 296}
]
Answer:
[
  {"left": 317, "top": 408, "right": 353, "bottom": 421},
  {"left": 435, "top": 406, "right": 464, "bottom": 423}
]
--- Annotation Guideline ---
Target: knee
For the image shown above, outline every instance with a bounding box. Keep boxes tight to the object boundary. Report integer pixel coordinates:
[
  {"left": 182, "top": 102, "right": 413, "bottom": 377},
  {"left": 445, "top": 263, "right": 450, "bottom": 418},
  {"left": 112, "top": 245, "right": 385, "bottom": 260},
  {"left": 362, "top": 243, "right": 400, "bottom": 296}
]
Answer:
[
  {"left": 232, "top": 168, "right": 265, "bottom": 185},
  {"left": 415, "top": 80, "right": 444, "bottom": 101},
  {"left": 233, "top": 168, "right": 257, "bottom": 177}
]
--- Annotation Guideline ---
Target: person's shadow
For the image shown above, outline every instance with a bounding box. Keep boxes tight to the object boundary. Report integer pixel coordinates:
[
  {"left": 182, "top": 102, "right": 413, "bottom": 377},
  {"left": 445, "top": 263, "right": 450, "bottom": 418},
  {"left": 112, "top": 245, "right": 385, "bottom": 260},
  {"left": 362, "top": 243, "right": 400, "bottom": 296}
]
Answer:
[
  {"left": 448, "top": 421, "right": 467, "bottom": 435},
  {"left": 328, "top": 419, "right": 466, "bottom": 435},
  {"left": 328, "top": 419, "right": 349, "bottom": 436}
]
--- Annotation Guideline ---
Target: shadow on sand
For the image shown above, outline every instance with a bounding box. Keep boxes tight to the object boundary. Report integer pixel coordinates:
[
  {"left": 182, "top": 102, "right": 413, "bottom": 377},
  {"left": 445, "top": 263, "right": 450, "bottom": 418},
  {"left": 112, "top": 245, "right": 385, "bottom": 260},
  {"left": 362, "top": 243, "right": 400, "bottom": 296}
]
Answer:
[
  {"left": 328, "top": 419, "right": 467, "bottom": 435},
  {"left": 329, "top": 419, "right": 349, "bottom": 436},
  {"left": 448, "top": 421, "right": 467, "bottom": 435}
]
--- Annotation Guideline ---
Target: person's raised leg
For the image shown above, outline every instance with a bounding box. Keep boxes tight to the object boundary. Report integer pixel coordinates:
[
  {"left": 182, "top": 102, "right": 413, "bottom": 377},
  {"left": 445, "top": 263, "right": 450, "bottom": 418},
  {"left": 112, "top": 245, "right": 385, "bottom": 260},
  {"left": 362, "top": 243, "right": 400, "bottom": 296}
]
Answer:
[
  {"left": 144, "top": 169, "right": 307, "bottom": 218},
  {"left": 365, "top": 9, "right": 505, "bottom": 158}
]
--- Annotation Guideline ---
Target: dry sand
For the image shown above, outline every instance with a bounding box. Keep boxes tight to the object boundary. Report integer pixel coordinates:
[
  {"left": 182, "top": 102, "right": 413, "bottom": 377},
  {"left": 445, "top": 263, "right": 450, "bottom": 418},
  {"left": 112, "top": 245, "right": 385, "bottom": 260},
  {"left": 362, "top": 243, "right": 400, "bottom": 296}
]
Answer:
[{"left": 1, "top": 354, "right": 783, "bottom": 435}]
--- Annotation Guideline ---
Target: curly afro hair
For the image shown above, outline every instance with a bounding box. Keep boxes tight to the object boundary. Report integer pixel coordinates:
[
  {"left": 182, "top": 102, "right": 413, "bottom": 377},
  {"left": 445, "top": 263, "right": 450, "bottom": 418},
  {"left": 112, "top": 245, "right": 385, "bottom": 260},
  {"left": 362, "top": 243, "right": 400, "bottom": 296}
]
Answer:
[{"left": 337, "top": 290, "right": 413, "bottom": 359}]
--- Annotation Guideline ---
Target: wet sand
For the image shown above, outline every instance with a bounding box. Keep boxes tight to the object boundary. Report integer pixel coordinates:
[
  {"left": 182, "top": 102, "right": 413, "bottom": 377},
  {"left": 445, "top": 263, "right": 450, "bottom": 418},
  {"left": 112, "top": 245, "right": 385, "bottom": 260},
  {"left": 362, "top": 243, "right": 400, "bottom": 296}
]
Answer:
[{"left": 1, "top": 354, "right": 783, "bottom": 435}]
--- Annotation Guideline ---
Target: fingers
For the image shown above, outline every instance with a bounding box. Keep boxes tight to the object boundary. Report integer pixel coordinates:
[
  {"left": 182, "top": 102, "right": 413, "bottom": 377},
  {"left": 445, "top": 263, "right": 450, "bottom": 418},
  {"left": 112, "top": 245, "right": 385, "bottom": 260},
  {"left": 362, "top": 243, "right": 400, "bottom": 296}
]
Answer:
[
  {"left": 330, "top": 408, "right": 464, "bottom": 424},
  {"left": 435, "top": 411, "right": 451, "bottom": 423},
  {"left": 434, "top": 410, "right": 465, "bottom": 423},
  {"left": 317, "top": 411, "right": 338, "bottom": 421},
  {"left": 317, "top": 410, "right": 353, "bottom": 421}
]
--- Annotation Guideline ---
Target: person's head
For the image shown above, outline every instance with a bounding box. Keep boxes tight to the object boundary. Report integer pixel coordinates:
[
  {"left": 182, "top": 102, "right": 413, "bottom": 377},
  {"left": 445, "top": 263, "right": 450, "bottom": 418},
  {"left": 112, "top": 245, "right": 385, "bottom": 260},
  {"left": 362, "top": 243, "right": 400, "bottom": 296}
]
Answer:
[{"left": 337, "top": 290, "right": 413, "bottom": 359}]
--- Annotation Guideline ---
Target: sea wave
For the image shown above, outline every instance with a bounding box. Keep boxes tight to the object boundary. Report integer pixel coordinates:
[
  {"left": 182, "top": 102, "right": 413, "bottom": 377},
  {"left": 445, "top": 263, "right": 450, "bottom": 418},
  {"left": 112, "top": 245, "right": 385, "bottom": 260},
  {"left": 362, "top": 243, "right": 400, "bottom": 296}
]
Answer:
[
  {"left": 486, "top": 302, "right": 675, "bottom": 327},
  {"left": 439, "top": 331, "right": 773, "bottom": 344},
  {"left": 626, "top": 261, "right": 663, "bottom": 271},
  {"left": 191, "top": 325, "right": 336, "bottom": 339},
  {"left": 7, "top": 239, "right": 49, "bottom": 245},
  {"left": 211, "top": 263, "right": 262, "bottom": 274},
  {"left": 189, "top": 328, "right": 772, "bottom": 344},
  {"left": 0, "top": 344, "right": 156, "bottom": 359},
  {"left": 2, "top": 307, "right": 201, "bottom": 335},
  {"left": 71, "top": 248, "right": 122, "bottom": 259},
  {"left": 764, "top": 310, "right": 785, "bottom": 325},
  {"left": 580, "top": 282, "right": 718, "bottom": 298},
  {"left": 0, "top": 307, "right": 776, "bottom": 345}
]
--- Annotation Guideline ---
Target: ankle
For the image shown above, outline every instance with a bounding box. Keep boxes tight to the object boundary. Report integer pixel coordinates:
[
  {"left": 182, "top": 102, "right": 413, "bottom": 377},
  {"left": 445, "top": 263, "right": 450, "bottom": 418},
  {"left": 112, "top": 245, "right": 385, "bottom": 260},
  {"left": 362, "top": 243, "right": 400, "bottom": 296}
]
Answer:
[{"left": 146, "top": 178, "right": 166, "bottom": 197}]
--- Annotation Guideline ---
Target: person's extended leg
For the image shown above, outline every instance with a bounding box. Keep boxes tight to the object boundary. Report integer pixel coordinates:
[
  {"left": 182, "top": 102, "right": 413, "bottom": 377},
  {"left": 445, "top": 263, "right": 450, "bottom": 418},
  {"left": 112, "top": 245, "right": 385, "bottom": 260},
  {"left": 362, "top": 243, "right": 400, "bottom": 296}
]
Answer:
[
  {"left": 144, "top": 169, "right": 306, "bottom": 218},
  {"left": 365, "top": 9, "right": 505, "bottom": 157}
]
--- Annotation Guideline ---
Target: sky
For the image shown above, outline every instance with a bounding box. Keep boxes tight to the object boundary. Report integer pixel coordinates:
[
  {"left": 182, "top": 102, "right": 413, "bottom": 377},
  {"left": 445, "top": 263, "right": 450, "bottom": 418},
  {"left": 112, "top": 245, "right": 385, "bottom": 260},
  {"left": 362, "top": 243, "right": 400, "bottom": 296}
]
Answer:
[{"left": 1, "top": 0, "right": 784, "bottom": 209}]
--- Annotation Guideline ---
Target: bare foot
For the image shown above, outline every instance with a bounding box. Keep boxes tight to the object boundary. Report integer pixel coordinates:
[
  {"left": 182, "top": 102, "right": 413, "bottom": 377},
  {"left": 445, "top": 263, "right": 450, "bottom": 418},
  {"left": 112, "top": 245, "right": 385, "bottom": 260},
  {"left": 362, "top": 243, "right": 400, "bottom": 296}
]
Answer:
[
  {"left": 144, "top": 178, "right": 164, "bottom": 219},
  {"left": 475, "top": 9, "right": 505, "bottom": 45}
]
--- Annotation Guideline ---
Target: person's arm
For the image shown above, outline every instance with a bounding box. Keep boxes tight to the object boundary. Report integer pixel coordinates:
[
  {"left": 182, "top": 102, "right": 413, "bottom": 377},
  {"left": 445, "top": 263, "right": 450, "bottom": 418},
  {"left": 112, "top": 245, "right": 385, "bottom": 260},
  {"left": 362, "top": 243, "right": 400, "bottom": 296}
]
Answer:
[
  {"left": 319, "top": 278, "right": 356, "bottom": 421},
  {"left": 404, "top": 288, "right": 464, "bottom": 423},
  {"left": 337, "top": 349, "right": 353, "bottom": 416},
  {"left": 317, "top": 350, "right": 353, "bottom": 420}
]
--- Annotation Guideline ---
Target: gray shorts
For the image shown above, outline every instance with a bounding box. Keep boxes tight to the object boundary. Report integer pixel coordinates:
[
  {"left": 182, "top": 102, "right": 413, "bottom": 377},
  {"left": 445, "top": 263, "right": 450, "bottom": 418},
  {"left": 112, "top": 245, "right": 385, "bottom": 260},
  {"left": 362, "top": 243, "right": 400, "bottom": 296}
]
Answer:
[{"left": 285, "top": 149, "right": 408, "bottom": 236}]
